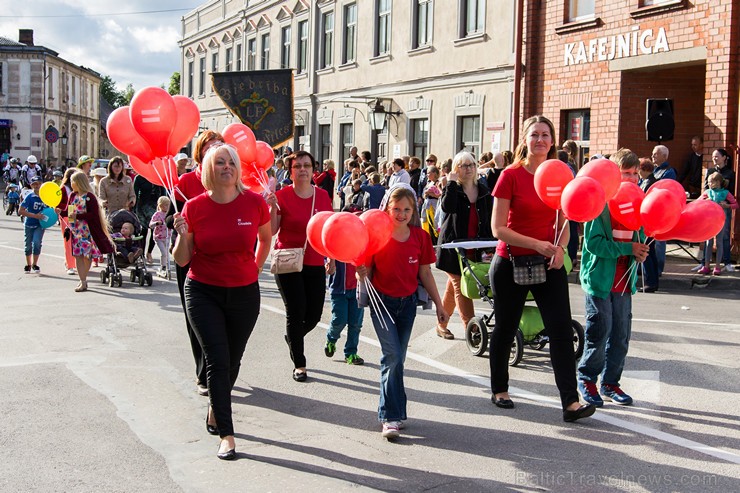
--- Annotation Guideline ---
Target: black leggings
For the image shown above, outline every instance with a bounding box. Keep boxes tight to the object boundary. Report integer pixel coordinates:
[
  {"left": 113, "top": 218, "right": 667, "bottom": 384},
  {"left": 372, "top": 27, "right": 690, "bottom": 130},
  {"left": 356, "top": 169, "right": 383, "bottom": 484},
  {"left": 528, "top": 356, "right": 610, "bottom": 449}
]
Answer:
[
  {"left": 275, "top": 265, "right": 327, "bottom": 368},
  {"left": 176, "top": 263, "right": 207, "bottom": 386},
  {"left": 185, "top": 279, "right": 260, "bottom": 437},
  {"left": 488, "top": 255, "right": 579, "bottom": 409}
]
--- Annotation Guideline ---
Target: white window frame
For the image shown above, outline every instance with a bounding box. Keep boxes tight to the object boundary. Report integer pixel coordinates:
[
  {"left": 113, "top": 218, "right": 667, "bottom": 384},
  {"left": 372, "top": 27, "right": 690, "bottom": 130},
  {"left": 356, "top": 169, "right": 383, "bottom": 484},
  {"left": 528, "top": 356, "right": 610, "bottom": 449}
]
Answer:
[
  {"left": 247, "top": 38, "right": 257, "bottom": 71},
  {"left": 281, "top": 26, "right": 292, "bottom": 69},
  {"left": 236, "top": 43, "right": 242, "bottom": 71},
  {"left": 260, "top": 33, "right": 270, "bottom": 70},
  {"left": 188, "top": 60, "right": 194, "bottom": 97},
  {"left": 412, "top": 0, "right": 433, "bottom": 49},
  {"left": 459, "top": 0, "right": 485, "bottom": 38},
  {"left": 297, "top": 20, "right": 309, "bottom": 74},
  {"left": 375, "top": 0, "right": 392, "bottom": 57},
  {"left": 321, "top": 11, "right": 334, "bottom": 69},
  {"left": 225, "top": 47, "right": 233, "bottom": 72},
  {"left": 342, "top": 3, "right": 357, "bottom": 64},
  {"left": 568, "top": 0, "right": 595, "bottom": 22}
]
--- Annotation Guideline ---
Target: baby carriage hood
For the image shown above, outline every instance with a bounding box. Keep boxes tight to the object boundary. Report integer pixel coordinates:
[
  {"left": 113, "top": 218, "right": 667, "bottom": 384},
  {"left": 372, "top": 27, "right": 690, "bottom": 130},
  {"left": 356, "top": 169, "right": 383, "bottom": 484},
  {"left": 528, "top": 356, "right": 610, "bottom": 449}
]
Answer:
[{"left": 109, "top": 209, "right": 143, "bottom": 236}]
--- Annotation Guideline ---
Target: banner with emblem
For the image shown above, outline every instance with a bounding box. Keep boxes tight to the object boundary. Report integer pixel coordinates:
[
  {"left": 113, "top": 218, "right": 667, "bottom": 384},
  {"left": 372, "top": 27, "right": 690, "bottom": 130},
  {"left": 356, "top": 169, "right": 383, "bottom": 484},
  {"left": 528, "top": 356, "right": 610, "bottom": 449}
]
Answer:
[{"left": 211, "top": 69, "right": 294, "bottom": 148}]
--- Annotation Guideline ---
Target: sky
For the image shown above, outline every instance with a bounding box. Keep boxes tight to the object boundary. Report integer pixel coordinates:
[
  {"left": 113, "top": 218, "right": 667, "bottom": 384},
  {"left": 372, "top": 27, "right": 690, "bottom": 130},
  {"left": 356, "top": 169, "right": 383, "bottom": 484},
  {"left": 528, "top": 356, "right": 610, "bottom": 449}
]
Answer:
[{"left": 0, "top": 1, "right": 199, "bottom": 91}]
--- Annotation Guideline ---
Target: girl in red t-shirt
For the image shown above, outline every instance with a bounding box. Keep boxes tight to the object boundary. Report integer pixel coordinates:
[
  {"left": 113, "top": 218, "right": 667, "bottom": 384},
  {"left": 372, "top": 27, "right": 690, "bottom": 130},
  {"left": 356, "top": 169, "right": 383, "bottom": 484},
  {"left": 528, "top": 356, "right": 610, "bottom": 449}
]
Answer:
[
  {"left": 266, "top": 151, "right": 335, "bottom": 383},
  {"left": 489, "top": 115, "right": 594, "bottom": 423},
  {"left": 173, "top": 143, "right": 272, "bottom": 461},
  {"left": 357, "top": 184, "right": 448, "bottom": 440}
]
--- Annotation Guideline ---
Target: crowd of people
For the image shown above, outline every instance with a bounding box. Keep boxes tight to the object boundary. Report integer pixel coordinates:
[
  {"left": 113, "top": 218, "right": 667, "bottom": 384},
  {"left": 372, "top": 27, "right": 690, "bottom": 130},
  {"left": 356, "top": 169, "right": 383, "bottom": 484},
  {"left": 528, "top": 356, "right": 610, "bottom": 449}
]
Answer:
[{"left": 4, "top": 120, "right": 737, "bottom": 460}]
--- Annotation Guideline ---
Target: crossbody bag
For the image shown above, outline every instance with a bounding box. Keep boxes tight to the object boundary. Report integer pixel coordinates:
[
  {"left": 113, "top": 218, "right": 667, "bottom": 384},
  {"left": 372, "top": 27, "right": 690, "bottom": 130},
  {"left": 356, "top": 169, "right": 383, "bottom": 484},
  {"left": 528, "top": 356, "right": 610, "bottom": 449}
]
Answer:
[
  {"left": 271, "top": 187, "right": 316, "bottom": 275},
  {"left": 506, "top": 243, "right": 547, "bottom": 286}
]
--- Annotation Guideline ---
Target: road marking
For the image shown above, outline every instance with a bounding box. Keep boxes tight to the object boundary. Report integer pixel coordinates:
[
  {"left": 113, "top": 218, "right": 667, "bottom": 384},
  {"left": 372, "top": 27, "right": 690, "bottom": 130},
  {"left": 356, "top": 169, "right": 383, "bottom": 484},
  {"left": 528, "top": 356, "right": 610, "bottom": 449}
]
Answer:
[
  {"left": 0, "top": 243, "right": 65, "bottom": 260},
  {"left": 571, "top": 312, "right": 740, "bottom": 329},
  {"left": 261, "top": 302, "right": 740, "bottom": 465}
]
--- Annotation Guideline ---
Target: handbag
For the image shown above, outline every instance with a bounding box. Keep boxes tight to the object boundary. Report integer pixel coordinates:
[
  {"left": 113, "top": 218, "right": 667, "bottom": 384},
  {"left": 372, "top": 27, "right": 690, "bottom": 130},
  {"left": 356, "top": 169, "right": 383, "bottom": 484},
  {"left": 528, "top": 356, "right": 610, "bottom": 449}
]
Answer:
[
  {"left": 270, "top": 187, "right": 316, "bottom": 275},
  {"left": 507, "top": 244, "right": 547, "bottom": 286}
]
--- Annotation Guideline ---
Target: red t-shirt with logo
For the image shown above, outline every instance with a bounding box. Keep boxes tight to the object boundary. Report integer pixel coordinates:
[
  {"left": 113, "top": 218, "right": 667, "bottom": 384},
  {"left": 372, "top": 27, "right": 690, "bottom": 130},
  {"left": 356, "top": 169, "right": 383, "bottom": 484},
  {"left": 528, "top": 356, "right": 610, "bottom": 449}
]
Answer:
[
  {"left": 177, "top": 169, "right": 206, "bottom": 201},
  {"left": 493, "top": 165, "right": 556, "bottom": 258},
  {"left": 370, "top": 225, "right": 436, "bottom": 298},
  {"left": 183, "top": 191, "right": 270, "bottom": 287},
  {"left": 275, "top": 186, "right": 334, "bottom": 266},
  {"left": 610, "top": 216, "right": 633, "bottom": 293}
]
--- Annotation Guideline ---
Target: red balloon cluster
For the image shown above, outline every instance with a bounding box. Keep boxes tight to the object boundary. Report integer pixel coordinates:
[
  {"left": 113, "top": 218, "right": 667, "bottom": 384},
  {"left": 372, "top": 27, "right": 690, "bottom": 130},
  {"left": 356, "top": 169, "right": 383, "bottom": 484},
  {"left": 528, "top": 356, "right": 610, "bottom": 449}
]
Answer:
[
  {"left": 534, "top": 154, "right": 724, "bottom": 242},
  {"left": 106, "top": 87, "right": 200, "bottom": 188},
  {"left": 222, "top": 123, "right": 275, "bottom": 192},
  {"left": 306, "top": 209, "right": 394, "bottom": 265}
]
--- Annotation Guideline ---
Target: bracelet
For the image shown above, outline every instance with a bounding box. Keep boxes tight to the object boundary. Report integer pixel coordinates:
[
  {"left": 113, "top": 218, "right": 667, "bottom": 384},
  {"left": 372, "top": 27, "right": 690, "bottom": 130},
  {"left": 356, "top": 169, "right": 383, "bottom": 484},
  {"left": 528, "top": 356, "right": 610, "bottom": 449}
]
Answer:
[{"left": 558, "top": 245, "right": 566, "bottom": 253}]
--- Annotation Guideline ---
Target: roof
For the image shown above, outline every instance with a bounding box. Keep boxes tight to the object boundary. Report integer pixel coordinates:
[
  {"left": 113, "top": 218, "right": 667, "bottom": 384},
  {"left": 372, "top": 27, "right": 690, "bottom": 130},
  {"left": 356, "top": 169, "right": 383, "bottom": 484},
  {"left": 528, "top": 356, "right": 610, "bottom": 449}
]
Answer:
[{"left": 0, "top": 36, "right": 24, "bottom": 46}]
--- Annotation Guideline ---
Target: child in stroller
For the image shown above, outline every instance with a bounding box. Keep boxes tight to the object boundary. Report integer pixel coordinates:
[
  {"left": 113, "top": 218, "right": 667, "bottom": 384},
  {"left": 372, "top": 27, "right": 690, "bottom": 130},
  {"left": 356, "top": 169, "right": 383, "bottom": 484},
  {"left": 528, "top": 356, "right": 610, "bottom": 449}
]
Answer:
[{"left": 101, "top": 209, "right": 153, "bottom": 287}]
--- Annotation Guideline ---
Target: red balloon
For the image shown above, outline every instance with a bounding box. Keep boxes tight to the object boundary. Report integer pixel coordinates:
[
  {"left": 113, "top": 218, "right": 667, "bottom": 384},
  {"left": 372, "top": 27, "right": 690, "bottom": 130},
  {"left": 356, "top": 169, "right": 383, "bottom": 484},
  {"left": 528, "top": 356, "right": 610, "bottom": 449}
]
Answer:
[
  {"left": 640, "top": 189, "right": 681, "bottom": 237},
  {"left": 533, "top": 159, "right": 574, "bottom": 210},
  {"left": 561, "top": 176, "right": 606, "bottom": 223},
  {"left": 222, "top": 123, "right": 257, "bottom": 165},
  {"left": 654, "top": 199, "right": 726, "bottom": 242},
  {"left": 607, "top": 182, "right": 645, "bottom": 231},
  {"left": 130, "top": 87, "right": 177, "bottom": 158},
  {"left": 167, "top": 96, "right": 201, "bottom": 156},
  {"left": 356, "top": 209, "right": 394, "bottom": 265},
  {"left": 306, "top": 211, "right": 335, "bottom": 258},
  {"left": 129, "top": 156, "right": 180, "bottom": 189},
  {"left": 577, "top": 158, "right": 621, "bottom": 201},
  {"left": 322, "top": 212, "right": 369, "bottom": 263},
  {"left": 646, "top": 179, "right": 687, "bottom": 207},
  {"left": 107, "top": 107, "right": 154, "bottom": 163},
  {"left": 241, "top": 162, "right": 268, "bottom": 192},
  {"left": 255, "top": 141, "right": 275, "bottom": 171}
]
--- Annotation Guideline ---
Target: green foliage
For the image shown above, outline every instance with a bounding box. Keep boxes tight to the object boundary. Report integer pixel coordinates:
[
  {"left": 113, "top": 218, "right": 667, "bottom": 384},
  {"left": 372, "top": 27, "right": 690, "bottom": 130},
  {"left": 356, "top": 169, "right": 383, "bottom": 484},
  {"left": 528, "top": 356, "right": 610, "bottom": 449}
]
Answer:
[{"left": 168, "top": 72, "right": 180, "bottom": 96}]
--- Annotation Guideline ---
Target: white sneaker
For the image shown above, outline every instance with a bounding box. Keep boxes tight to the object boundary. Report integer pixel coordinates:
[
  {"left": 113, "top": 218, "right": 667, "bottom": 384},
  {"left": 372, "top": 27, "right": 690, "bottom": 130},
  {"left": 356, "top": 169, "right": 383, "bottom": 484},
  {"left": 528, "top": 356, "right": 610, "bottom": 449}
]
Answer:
[
  {"left": 690, "top": 264, "right": 703, "bottom": 272},
  {"left": 381, "top": 421, "right": 400, "bottom": 439},
  {"left": 67, "top": 268, "right": 76, "bottom": 275},
  {"left": 725, "top": 264, "right": 735, "bottom": 272}
]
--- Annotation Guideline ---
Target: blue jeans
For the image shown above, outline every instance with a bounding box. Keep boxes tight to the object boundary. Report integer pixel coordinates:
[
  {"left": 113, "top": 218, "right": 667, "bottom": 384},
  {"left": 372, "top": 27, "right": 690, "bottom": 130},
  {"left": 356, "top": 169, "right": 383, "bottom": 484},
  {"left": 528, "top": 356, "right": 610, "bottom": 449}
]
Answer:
[
  {"left": 578, "top": 292, "right": 632, "bottom": 386},
  {"left": 24, "top": 225, "right": 44, "bottom": 256},
  {"left": 722, "top": 210, "right": 732, "bottom": 264},
  {"left": 370, "top": 292, "right": 417, "bottom": 422},
  {"left": 327, "top": 289, "right": 364, "bottom": 357},
  {"left": 655, "top": 240, "right": 666, "bottom": 275},
  {"left": 704, "top": 210, "right": 732, "bottom": 265},
  {"left": 642, "top": 240, "right": 659, "bottom": 289}
]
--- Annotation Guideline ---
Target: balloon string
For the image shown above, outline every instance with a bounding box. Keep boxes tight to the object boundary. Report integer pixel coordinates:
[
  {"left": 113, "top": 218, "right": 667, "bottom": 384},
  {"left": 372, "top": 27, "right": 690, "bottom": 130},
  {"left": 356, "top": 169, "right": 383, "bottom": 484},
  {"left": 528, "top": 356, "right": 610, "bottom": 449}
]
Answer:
[
  {"left": 365, "top": 278, "right": 395, "bottom": 329},
  {"left": 150, "top": 157, "right": 179, "bottom": 214},
  {"left": 618, "top": 261, "right": 640, "bottom": 296},
  {"left": 364, "top": 279, "right": 387, "bottom": 331}
]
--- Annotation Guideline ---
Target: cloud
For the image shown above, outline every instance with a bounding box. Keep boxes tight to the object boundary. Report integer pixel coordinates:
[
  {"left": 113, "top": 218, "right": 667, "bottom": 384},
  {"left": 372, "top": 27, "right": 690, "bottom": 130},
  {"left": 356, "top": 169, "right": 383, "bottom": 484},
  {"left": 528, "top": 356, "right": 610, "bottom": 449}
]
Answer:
[{"left": 128, "top": 25, "right": 181, "bottom": 54}]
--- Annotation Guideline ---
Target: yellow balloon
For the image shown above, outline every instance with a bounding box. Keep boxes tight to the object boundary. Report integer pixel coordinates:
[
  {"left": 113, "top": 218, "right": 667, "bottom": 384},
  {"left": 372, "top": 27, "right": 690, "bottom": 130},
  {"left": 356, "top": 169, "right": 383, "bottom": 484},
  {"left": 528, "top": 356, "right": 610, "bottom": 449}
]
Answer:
[{"left": 39, "top": 181, "right": 62, "bottom": 208}]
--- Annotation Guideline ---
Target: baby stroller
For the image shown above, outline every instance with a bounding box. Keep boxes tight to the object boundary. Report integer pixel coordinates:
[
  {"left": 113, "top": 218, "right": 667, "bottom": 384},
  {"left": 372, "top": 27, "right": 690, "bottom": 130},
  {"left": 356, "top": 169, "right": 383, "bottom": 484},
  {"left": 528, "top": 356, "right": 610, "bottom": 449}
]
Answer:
[
  {"left": 100, "top": 209, "right": 153, "bottom": 287},
  {"left": 440, "top": 239, "right": 584, "bottom": 366}
]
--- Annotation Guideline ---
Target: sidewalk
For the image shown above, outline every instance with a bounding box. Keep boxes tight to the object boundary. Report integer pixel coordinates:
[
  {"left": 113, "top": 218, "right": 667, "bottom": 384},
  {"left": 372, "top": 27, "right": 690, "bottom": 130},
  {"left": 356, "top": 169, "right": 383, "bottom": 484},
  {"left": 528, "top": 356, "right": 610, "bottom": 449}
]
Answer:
[{"left": 569, "top": 241, "right": 740, "bottom": 292}]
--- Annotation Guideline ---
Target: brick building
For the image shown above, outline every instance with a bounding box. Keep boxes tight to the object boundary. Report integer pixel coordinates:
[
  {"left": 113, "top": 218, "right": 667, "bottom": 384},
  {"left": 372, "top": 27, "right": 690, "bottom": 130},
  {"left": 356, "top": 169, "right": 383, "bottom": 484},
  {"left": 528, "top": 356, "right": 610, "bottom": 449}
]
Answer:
[{"left": 522, "top": 0, "right": 739, "bottom": 251}]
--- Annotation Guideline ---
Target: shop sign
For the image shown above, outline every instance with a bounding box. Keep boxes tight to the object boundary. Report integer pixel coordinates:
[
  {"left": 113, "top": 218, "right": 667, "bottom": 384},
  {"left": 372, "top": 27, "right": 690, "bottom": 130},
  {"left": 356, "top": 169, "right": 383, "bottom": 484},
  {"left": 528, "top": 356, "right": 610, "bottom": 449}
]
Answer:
[{"left": 564, "top": 27, "right": 670, "bottom": 66}]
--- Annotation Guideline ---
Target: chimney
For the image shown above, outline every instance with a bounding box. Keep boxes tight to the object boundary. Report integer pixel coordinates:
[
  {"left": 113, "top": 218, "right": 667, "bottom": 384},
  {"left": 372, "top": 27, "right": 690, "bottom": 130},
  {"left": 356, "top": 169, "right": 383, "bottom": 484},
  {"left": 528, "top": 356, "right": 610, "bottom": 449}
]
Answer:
[{"left": 19, "top": 29, "right": 34, "bottom": 46}]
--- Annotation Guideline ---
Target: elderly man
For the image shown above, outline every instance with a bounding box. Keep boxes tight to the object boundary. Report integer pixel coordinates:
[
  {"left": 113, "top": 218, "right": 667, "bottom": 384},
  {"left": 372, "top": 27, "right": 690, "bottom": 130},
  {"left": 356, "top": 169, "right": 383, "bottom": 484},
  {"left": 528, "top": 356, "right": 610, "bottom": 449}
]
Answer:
[{"left": 651, "top": 145, "right": 676, "bottom": 181}]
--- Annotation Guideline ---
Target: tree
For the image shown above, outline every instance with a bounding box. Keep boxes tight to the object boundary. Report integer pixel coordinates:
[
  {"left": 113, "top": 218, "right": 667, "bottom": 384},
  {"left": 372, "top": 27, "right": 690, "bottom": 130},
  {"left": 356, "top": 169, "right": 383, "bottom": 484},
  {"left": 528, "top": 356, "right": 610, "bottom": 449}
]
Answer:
[
  {"left": 117, "top": 83, "right": 135, "bottom": 107},
  {"left": 100, "top": 75, "right": 120, "bottom": 108},
  {"left": 168, "top": 72, "right": 180, "bottom": 96}
]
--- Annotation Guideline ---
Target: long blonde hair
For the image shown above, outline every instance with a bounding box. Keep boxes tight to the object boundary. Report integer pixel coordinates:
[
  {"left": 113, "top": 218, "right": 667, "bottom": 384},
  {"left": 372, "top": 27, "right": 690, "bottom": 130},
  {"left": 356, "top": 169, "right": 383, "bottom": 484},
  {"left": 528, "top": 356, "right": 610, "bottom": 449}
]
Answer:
[{"left": 70, "top": 171, "right": 112, "bottom": 241}]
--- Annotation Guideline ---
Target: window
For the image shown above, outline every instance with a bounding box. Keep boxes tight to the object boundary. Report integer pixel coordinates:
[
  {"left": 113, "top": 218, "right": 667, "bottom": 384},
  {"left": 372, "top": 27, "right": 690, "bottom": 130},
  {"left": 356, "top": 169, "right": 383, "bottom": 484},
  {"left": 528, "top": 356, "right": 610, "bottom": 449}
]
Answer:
[
  {"left": 343, "top": 4, "right": 357, "bottom": 64},
  {"left": 187, "top": 61, "right": 194, "bottom": 97},
  {"left": 211, "top": 52, "right": 218, "bottom": 73},
  {"left": 199, "top": 57, "right": 206, "bottom": 96},
  {"left": 247, "top": 38, "right": 257, "bottom": 70},
  {"left": 225, "top": 47, "right": 233, "bottom": 72},
  {"left": 413, "top": 0, "right": 433, "bottom": 48},
  {"left": 411, "top": 119, "right": 429, "bottom": 158},
  {"left": 236, "top": 44, "right": 242, "bottom": 71},
  {"left": 321, "top": 11, "right": 334, "bottom": 69},
  {"left": 47, "top": 67, "right": 53, "bottom": 98},
  {"left": 261, "top": 33, "right": 270, "bottom": 70},
  {"left": 71, "top": 76, "right": 76, "bottom": 104},
  {"left": 564, "top": 109, "right": 591, "bottom": 164},
  {"left": 459, "top": 115, "right": 480, "bottom": 156},
  {"left": 568, "top": 0, "right": 595, "bottom": 21},
  {"left": 376, "top": 0, "right": 391, "bottom": 56},
  {"left": 294, "top": 125, "right": 305, "bottom": 151},
  {"left": 281, "top": 26, "right": 292, "bottom": 69},
  {"left": 462, "top": 0, "right": 484, "bottom": 37},
  {"left": 340, "top": 123, "right": 354, "bottom": 162},
  {"left": 0, "top": 62, "right": 3, "bottom": 94},
  {"left": 319, "top": 124, "right": 332, "bottom": 163},
  {"left": 297, "top": 21, "right": 308, "bottom": 73}
]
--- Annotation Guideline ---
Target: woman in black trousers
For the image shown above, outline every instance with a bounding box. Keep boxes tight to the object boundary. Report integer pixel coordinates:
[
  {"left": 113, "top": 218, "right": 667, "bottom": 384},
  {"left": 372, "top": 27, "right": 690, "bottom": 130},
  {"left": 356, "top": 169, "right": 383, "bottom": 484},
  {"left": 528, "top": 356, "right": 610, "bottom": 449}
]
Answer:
[
  {"left": 267, "top": 151, "right": 335, "bottom": 382},
  {"left": 488, "top": 115, "right": 594, "bottom": 423},
  {"left": 174, "top": 143, "right": 272, "bottom": 460}
]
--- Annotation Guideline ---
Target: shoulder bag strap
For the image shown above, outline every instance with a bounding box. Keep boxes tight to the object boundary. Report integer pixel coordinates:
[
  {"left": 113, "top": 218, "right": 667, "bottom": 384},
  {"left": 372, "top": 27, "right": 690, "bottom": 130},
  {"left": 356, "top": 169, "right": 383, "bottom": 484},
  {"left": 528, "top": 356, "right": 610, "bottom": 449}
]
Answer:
[{"left": 302, "top": 186, "right": 316, "bottom": 253}]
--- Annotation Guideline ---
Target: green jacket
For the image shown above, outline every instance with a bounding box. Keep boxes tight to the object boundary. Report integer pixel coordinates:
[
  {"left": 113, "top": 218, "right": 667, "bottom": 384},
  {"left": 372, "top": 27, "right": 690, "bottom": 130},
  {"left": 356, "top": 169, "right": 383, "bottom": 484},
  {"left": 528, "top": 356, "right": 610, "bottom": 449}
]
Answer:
[{"left": 580, "top": 206, "right": 646, "bottom": 299}]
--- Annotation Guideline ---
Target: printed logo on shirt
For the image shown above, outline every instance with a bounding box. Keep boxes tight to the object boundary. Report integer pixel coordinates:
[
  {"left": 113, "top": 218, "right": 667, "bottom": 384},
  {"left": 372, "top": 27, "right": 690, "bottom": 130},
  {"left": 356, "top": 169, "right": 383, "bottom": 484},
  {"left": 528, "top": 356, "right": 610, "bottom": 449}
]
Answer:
[
  {"left": 612, "top": 229, "right": 632, "bottom": 241},
  {"left": 408, "top": 257, "right": 418, "bottom": 264},
  {"left": 237, "top": 218, "right": 253, "bottom": 226}
]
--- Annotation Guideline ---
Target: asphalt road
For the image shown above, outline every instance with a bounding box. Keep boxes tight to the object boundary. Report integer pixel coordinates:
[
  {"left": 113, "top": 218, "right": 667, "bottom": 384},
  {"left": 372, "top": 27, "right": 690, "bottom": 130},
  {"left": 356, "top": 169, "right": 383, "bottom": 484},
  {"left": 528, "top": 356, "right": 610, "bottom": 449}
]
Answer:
[{"left": 1, "top": 212, "right": 738, "bottom": 493}]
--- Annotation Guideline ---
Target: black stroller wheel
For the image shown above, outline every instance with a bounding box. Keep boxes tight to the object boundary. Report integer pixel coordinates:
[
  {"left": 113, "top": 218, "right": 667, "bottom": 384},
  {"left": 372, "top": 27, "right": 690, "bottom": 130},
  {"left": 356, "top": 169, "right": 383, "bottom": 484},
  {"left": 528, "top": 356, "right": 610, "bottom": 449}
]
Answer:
[
  {"left": 509, "top": 329, "right": 524, "bottom": 367},
  {"left": 145, "top": 273, "right": 153, "bottom": 286},
  {"left": 130, "top": 270, "right": 136, "bottom": 283},
  {"left": 465, "top": 317, "right": 489, "bottom": 357},
  {"left": 100, "top": 270, "right": 107, "bottom": 283},
  {"left": 571, "top": 320, "right": 585, "bottom": 360},
  {"left": 108, "top": 272, "right": 116, "bottom": 287}
]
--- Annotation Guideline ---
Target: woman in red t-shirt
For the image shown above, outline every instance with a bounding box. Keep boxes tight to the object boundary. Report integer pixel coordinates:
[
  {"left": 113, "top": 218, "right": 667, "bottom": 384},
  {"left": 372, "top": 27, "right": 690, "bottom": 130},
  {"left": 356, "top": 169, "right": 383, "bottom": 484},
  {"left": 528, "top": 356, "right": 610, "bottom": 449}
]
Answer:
[
  {"left": 267, "top": 151, "right": 334, "bottom": 382},
  {"left": 173, "top": 143, "right": 272, "bottom": 461},
  {"left": 357, "top": 185, "right": 448, "bottom": 440},
  {"left": 489, "top": 115, "right": 594, "bottom": 423},
  {"left": 170, "top": 130, "right": 224, "bottom": 397}
]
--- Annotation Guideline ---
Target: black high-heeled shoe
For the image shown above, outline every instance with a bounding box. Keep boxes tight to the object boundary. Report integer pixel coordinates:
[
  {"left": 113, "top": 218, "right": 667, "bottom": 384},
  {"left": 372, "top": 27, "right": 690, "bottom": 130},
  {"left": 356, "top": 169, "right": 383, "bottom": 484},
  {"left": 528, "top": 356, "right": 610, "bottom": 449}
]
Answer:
[
  {"left": 206, "top": 408, "right": 219, "bottom": 435},
  {"left": 217, "top": 447, "right": 236, "bottom": 461}
]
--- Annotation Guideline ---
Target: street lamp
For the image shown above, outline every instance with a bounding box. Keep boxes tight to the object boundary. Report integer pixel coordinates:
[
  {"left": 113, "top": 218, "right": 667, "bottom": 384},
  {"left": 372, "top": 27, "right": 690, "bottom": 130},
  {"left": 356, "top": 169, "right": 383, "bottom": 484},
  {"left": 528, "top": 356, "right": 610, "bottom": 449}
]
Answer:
[
  {"left": 369, "top": 99, "right": 401, "bottom": 132},
  {"left": 61, "top": 133, "right": 68, "bottom": 145}
]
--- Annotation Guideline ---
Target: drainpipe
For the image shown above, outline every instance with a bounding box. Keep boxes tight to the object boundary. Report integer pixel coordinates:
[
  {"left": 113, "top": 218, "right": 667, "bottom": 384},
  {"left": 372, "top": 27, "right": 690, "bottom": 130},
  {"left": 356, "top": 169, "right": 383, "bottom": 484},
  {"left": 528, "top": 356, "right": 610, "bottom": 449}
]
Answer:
[
  {"left": 513, "top": 0, "right": 525, "bottom": 146},
  {"left": 309, "top": 3, "right": 320, "bottom": 155}
]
